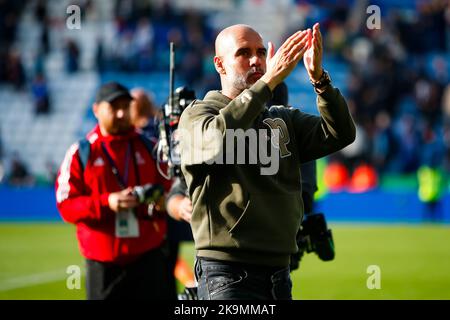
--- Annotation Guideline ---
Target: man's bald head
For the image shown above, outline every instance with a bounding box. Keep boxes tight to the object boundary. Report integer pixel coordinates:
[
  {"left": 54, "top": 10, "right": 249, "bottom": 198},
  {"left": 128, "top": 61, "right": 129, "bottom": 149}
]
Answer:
[
  {"left": 130, "top": 88, "right": 157, "bottom": 127},
  {"left": 213, "top": 24, "right": 267, "bottom": 98},
  {"left": 215, "top": 24, "right": 263, "bottom": 57}
]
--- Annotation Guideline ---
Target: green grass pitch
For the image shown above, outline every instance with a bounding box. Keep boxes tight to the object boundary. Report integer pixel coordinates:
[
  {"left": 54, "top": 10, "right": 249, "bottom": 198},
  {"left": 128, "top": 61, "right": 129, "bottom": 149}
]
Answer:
[{"left": 0, "top": 223, "right": 449, "bottom": 300}]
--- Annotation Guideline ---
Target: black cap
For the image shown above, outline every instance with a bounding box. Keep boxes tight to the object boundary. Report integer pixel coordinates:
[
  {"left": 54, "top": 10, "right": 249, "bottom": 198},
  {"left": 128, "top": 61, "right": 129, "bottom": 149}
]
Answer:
[{"left": 95, "top": 82, "right": 133, "bottom": 103}]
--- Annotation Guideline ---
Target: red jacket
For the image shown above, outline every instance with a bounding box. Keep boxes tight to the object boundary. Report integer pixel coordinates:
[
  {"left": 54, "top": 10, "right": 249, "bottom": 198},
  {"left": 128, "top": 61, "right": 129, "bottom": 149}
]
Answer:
[{"left": 56, "top": 125, "right": 171, "bottom": 264}]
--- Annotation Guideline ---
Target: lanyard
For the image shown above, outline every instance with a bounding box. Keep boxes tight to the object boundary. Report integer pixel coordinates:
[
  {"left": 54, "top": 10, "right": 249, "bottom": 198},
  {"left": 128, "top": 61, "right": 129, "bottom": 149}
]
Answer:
[{"left": 101, "top": 141, "right": 139, "bottom": 189}]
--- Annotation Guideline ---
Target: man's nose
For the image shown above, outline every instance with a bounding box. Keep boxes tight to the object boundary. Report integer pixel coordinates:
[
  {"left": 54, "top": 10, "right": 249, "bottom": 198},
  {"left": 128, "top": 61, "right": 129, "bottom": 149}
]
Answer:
[
  {"left": 250, "top": 54, "right": 262, "bottom": 67},
  {"left": 116, "top": 109, "right": 125, "bottom": 118}
]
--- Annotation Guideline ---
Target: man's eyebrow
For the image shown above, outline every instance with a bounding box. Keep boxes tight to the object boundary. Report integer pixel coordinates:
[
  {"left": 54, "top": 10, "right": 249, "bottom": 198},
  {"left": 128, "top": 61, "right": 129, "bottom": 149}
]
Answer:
[
  {"left": 235, "top": 47, "right": 250, "bottom": 56},
  {"left": 235, "top": 47, "right": 267, "bottom": 56}
]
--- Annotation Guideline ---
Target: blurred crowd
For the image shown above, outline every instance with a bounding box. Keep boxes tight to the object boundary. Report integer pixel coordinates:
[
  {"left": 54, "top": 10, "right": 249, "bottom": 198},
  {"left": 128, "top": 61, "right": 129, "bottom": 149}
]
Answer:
[
  {"left": 311, "top": 0, "right": 450, "bottom": 178},
  {"left": 1, "top": 0, "right": 51, "bottom": 116},
  {"left": 97, "top": 0, "right": 219, "bottom": 93},
  {"left": 0, "top": 0, "right": 449, "bottom": 192}
]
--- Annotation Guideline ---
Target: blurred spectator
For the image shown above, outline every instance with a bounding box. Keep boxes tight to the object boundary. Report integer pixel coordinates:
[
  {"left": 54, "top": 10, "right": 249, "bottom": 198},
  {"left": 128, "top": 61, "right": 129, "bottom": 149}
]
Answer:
[
  {"left": 34, "top": 0, "right": 47, "bottom": 23},
  {"left": 130, "top": 88, "right": 160, "bottom": 141},
  {"left": 134, "top": 18, "right": 154, "bottom": 71},
  {"left": 33, "top": 50, "right": 46, "bottom": 77},
  {"left": 152, "top": 0, "right": 177, "bottom": 24},
  {"left": 134, "top": 18, "right": 155, "bottom": 52},
  {"left": 116, "top": 30, "right": 138, "bottom": 71},
  {"left": 95, "top": 38, "right": 105, "bottom": 72},
  {"left": 5, "top": 50, "right": 26, "bottom": 90},
  {"left": 31, "top": 74, "right": 51, "bottom": 115},
  {"left": 421, "top": 122, "right": 445, "bottom": 168},
  {"left": 414, "top": 76, "right": 443, "bottom": 125},
  {"left": 0, "top": 1, "right": 23, "bottom": 48},
  {"left": 115, "top": 0, "right": 136, "bottom": 24},
  {"left": 430, "top": 55, "right": 449, "bottom": 86},
  {"left": 7, "top": 152, "right": 34, "bottom": 187},
  {"left": 44, "top": 159, "right": 58, "bottom": 186},
  {"left": 417, "top": 163, "right": 446, "bottom": 222},
  {"left": 41, "top": 23, "right": 50, "bottom": 56},
  {"left": 35, "top": 0, "right": 50, "bottom": 55},
  {"left": 77, "top": 0, "right": 95, "bottom": 22},
  {"left": 181, "top": 26, "right": 205, "bottom": 85},
  {"left": 371, "top": 111, "right": 397, "bottom": 173},
  {"left": 391, "top": 114, "right": 422, "bottom": 173},
  {"left": 444, "top": 122, "right": 450, "bottom": 172},
  {"left": 65, "top": 39, "right": 80, "bottom": 73}
]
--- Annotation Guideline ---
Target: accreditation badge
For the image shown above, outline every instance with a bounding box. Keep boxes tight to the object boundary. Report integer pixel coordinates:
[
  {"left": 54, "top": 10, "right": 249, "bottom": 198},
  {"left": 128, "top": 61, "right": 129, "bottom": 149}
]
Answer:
[{"left": 115, "top": 209, "right": 140, "bottom": 238}]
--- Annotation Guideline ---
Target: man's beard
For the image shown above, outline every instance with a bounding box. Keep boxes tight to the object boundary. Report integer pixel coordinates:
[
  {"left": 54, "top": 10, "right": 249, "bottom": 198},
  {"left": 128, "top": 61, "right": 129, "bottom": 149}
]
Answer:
[
  {"left": 232, "top": 67, "right": 265, "bottom": 91},
  {"left": 109, "top": 121, "right": 132, "bottom": 135}
]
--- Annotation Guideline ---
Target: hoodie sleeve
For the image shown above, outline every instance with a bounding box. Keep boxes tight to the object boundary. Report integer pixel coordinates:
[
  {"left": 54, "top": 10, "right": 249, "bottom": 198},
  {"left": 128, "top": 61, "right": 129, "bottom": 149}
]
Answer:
[
  {"left": 55, "top": 143, "right": 110, "bottom": 224},
  {"left": 289, "top": 85, "right": 356, "bottom": 163}
]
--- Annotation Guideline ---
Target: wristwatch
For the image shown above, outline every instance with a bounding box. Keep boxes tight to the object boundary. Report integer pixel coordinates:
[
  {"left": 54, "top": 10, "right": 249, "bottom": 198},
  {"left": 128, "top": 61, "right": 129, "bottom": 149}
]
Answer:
[{"left": 310, "top": 69, "right": 331, "bottom": 93}]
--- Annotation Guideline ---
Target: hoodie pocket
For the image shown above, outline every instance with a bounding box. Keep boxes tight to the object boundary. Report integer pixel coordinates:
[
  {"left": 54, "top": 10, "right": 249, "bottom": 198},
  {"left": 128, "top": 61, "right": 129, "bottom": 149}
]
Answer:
[
  {"left": 206, "top": 175, "right": 250, "bottom": 247},
  {"left": 228, "top": 196, "right": 251, "bottom": 234},
  {"left": 228, "top": 193, "right": 301, "bottom": 253}
]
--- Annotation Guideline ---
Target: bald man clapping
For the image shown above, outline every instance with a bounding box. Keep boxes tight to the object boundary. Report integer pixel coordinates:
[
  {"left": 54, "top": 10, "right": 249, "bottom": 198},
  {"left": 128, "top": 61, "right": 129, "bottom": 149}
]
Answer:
[{"left": 179, "top": 23, "right": 355, "bottom": 300}]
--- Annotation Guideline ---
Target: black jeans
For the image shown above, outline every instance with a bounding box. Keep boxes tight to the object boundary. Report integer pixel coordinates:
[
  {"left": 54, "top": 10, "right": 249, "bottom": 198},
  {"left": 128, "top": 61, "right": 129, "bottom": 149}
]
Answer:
[
  {"left": 86, "top": 247, "right": 176, "bottom": 300},
  {"left": 195, "top": 257, "right": 292, "bottom": 300}
]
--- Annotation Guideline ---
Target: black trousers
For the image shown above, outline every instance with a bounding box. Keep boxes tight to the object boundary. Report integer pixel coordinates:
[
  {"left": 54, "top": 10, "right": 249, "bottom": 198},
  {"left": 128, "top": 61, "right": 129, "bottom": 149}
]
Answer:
[{"left": 86, "top": 247, "right": 176, "bottom": 300}]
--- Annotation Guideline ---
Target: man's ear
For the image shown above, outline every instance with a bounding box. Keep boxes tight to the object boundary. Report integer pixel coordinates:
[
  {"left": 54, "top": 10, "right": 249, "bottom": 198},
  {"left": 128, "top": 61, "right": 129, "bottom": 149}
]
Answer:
[
  {"left": 92, "top": 103, "right": 99, "bottom": 119},
  {"left": 214, "top": 56, "right": 226, "bottom": 75}
]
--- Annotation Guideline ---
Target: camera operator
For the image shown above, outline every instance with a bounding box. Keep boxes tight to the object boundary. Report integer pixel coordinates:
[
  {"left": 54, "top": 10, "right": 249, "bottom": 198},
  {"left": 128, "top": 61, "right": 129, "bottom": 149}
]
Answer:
[
  {"left": 56, "top": 82, "right": 174, "bottom": 300},
  {"left": 161, "top": 87, "right": 196, "bottom": 295},
  {"left": 130, "top": 86, "right": 195, "bottom": 297},
  {"left": 159, "top": 86, "right": 196, "bottom": 226}
]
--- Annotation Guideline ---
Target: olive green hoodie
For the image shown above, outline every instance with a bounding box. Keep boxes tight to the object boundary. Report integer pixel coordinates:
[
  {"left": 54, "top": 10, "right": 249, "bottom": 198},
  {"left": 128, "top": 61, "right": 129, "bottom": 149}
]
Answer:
[{"left": 179, "top": 80, "right": 355, "bottom": 267}]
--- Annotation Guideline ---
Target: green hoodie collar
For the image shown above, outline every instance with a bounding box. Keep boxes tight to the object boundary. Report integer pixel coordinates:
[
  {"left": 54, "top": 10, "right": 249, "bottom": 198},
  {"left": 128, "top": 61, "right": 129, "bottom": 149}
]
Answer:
[{"left": 203, "top": 90, "right": 231, "bottom": 109}]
